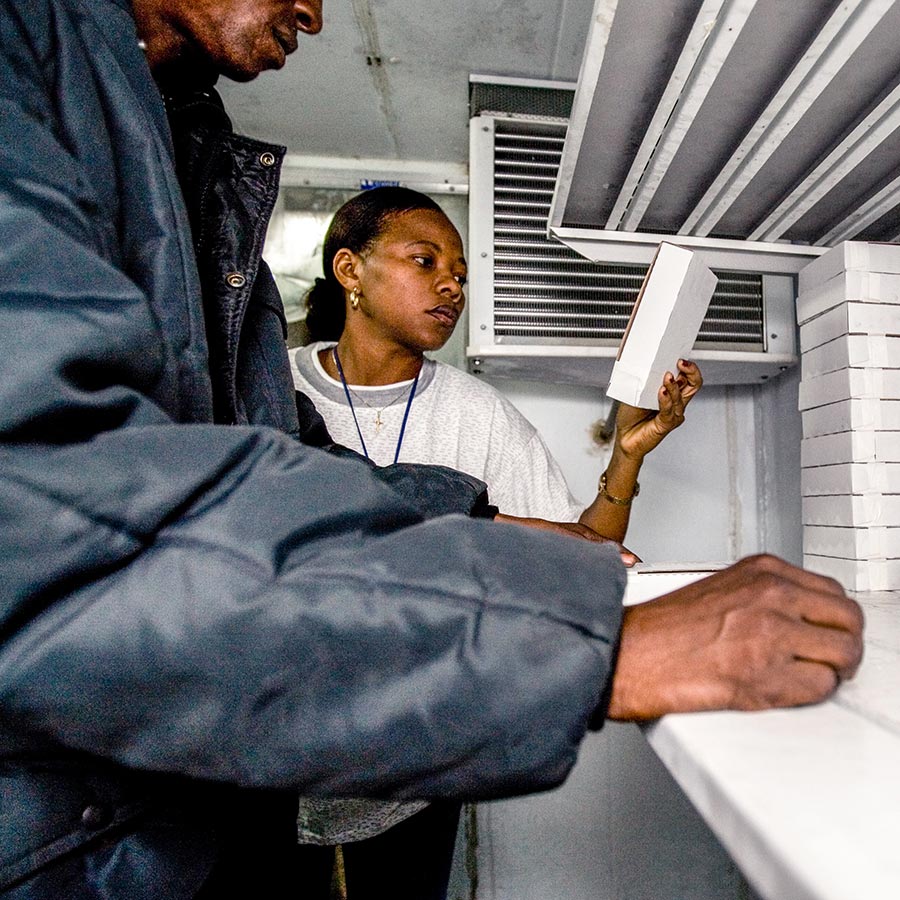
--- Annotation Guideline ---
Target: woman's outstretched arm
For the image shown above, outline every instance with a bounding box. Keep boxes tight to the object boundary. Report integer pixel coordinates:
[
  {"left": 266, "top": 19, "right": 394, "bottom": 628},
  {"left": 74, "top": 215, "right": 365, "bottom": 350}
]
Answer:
[{"left": 579, "top": 359, "right": 703, "bottom": 542}]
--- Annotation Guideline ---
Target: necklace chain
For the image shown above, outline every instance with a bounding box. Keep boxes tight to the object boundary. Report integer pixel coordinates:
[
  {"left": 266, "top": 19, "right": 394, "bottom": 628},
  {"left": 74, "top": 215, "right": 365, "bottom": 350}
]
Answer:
[{"left": 345, "top": 381, "right": 416, "bottom": 433}]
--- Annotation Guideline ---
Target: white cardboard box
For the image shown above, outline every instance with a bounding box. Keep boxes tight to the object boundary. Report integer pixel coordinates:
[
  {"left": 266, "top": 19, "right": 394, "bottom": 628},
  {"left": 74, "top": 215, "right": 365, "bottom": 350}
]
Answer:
[
  {"left": 802, "top": 493, "right": 900, "bottom": 527},
  {"left": 606, "top": 242, "right": 717, "bottom": 410},
  {"left": 799, "top": 302, "right": 900, "bottom": 353},
  {"left": 801, "top": 398, "right": 900, "bottom": 437},
  {"left": 623, "top": 564, "right": 724, "bottom": 605},
  {"left": 801, "top": 334, "right": 900, "bottom": 379},
  {"left": 798, "top": 368, "right": 900, "bottom": 410},
  {"left": 803, "top": 525, "right": 900, "bottom": 560},
  {"left": 801, "top": 462, "right": 900, "bottom": 496},
  {"left": 801, "top": 431, "right": 900, "bottom": 467},
  {"left": 796, "top": 270, "right": 900, "bottom": 325},
  {"left": 799, "top": 241, "right": 900, "bottom": 294},
  {"left": 802, "top": 554, "right": 900, "bottom": 591}
]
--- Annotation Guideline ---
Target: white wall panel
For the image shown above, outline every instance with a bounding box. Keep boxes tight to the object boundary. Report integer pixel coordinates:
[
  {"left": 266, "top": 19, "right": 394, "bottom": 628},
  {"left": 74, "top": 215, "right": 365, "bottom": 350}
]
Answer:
[{"left": 448, "top": 374, "right": 801, "bottom": 900}]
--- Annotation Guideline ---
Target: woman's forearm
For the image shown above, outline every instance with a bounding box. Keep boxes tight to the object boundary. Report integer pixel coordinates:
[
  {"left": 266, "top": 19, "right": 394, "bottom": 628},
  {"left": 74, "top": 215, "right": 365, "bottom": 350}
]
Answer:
[{"left": 577, "top": 447, "right": 642, "bottom": 542}]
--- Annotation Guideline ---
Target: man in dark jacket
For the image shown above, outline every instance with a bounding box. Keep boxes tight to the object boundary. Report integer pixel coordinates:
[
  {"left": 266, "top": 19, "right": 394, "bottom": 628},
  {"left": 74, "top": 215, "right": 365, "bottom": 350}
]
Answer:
[{"left": 0, "top": 1, "right": 863, "bottom": 898}]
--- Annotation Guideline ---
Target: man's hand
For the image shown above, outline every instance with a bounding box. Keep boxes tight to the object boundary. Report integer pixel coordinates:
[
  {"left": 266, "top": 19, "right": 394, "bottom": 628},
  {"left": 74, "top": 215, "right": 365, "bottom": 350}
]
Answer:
[
  {"left": 609, "top": 555, "right": 864, "bottom": 720},
  {"left": 494, "top": 513, "right": 641, "bottom": 566}
]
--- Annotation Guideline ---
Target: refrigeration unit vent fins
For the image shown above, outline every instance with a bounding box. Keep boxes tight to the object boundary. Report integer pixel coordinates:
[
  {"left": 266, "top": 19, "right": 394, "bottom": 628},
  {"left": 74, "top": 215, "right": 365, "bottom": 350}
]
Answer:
[
  {"left": 492, "top": 120, "right": 765, "bottom": 350},
  {"left": 469, "top": 79, "right": 574, "bottom": 121}
]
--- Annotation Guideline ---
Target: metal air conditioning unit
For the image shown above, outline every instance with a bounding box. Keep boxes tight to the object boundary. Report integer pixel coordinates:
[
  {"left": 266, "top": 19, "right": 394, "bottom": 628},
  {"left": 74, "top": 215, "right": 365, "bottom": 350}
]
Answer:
[
  {"left": 467, "top": 111, "right": 799, "bottom": 388},
  {"left": 467, "top": 0, "right": 900, "bottom": 388}
]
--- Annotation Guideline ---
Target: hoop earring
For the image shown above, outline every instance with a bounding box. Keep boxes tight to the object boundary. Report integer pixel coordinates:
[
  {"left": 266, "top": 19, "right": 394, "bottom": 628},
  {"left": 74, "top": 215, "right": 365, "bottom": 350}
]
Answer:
[{"left": 349, "top": 287, "right": 361, "bottom": 310}]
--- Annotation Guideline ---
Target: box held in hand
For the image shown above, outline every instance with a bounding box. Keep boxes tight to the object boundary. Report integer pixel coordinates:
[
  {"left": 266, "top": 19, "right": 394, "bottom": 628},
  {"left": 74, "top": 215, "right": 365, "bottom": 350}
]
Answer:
[{"left": 606, "top": 242, "right": 717, "bottom": 410}]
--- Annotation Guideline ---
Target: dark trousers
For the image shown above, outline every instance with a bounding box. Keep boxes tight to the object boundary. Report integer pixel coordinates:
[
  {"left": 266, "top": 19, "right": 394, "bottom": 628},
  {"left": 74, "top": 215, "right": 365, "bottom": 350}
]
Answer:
[{"left": 295, "top": 801, "right": 462, "bottom": 900}]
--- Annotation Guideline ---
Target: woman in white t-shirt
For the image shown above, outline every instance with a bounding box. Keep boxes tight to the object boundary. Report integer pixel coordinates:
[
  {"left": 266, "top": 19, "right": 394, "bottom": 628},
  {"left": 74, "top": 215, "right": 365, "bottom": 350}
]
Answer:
[{"left": 291, "top": 187, "right": 702, "bottom": 900}]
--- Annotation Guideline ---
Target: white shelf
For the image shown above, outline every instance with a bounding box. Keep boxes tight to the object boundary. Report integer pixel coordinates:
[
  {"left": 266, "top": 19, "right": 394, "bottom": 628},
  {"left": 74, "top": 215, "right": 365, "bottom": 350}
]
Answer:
[{"left": 643, "top": 591, "right": 900, "bottom": 900}]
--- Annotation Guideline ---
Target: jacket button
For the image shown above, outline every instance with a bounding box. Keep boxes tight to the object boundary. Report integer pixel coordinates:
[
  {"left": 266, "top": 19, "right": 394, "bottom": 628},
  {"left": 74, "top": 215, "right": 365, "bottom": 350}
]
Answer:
[
  {"left": 225, "top": 272, "right": 246, "bottom": 288},
  {"left": 81, "top": 804, "right": 112, "bottom": 830},
  {"left": 259, "top": 152, "right": 276, "bottom": 167}
]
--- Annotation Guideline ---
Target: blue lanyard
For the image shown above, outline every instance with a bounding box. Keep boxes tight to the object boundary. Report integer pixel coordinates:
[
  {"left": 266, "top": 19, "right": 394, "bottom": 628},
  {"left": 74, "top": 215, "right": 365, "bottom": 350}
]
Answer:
[{"left": 332, "top": 347, "right": 419, "bottom": 464}]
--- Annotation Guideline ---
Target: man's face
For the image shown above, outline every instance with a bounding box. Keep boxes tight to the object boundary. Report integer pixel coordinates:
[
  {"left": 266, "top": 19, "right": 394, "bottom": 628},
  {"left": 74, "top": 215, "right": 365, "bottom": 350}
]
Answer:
[{"left": 149, "top": 0, "right": 323, "bottom": 82}]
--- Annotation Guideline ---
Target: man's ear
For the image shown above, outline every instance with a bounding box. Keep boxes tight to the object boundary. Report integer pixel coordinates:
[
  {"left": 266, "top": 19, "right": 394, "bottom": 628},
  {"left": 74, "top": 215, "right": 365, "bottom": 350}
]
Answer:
[{"left": 332, "top": 249, "right": 359, "bottom": 292}]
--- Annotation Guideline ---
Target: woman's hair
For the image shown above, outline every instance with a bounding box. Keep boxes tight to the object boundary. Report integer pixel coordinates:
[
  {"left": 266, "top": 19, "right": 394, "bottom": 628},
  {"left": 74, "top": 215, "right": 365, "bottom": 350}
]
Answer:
[{"left": 304, "top": 186, "right": 445, "bottom": 342}]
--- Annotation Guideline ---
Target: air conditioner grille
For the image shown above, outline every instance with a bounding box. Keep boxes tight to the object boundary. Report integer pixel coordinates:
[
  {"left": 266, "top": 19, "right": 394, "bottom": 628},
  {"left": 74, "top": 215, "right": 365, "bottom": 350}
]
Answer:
[
  {"left": 491, "top": 120, "right": 765, "bottom": 348},
  {"left": 469, "top": 81, "right": 574, "bottom": 120}
]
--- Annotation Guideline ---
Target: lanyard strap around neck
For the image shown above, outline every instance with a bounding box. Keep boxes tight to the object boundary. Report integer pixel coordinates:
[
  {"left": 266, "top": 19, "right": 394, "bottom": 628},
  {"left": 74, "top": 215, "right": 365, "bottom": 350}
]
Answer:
[{"left": 332, "top": 347, "right": 419, "bottom": 464}]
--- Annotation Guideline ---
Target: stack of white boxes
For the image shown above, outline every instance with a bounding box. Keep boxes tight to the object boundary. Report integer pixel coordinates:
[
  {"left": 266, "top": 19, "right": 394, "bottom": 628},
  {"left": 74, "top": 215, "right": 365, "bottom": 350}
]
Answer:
[{"left": 798, "top": 242, "right": 900, "bottom": 592}]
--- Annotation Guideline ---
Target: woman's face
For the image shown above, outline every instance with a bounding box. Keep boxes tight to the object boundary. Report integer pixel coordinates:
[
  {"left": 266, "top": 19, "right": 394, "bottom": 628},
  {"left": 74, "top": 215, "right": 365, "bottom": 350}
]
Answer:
[{"left": 350, "top": 208, "right": 468, "bottom": 353}]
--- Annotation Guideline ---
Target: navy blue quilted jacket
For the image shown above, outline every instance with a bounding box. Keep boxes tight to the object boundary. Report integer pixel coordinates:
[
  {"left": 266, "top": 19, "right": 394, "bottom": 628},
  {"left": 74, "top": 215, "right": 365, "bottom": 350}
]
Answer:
[{"left": 0, "top": 0, "right": 625, "bottom": 896}]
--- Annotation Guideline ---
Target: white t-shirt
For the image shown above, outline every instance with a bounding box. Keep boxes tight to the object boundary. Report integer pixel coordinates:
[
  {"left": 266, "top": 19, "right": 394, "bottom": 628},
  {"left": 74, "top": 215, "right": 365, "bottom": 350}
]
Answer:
[
  {"left": 291, "top": 342, "right": 584, "bottom": 844},
  {"left": 292, "top": 342, "right": 584, "bottom": 522}
]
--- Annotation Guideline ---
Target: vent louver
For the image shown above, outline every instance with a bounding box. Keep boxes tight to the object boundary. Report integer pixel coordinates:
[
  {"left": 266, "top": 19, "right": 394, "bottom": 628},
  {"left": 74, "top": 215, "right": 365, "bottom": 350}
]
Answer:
[{"left": 492, "top": 119, "right": 765, "bottom": 351}]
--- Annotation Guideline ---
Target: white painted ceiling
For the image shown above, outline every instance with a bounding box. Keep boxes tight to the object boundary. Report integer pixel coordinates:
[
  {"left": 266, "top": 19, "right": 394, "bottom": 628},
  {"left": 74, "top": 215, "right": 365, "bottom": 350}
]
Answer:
[{"left": 219, "top": 0, "right": 595, "bottom": 164}]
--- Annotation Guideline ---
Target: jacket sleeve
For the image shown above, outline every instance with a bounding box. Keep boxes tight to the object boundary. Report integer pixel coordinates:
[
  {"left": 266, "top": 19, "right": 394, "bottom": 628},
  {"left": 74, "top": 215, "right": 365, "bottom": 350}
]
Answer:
[
  {"left": 295, "top": 390, "right": 499, "bottom": 518},
  {"left": 0, "top": 11, "right": 625, "bottom": 803},
  {"left": 2, "top": 423, "right": 625, "bottom": 802}
]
